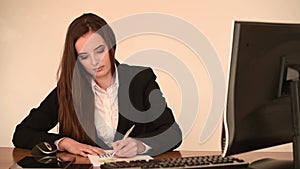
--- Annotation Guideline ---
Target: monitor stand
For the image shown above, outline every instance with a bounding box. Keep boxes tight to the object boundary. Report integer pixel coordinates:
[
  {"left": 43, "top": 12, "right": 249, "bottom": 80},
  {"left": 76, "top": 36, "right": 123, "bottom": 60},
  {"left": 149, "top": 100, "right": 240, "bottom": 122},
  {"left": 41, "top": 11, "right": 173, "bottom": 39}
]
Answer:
[
  {"left": 249, "top": 67, "right": 300, "bottom": 169},
  {"left": 288, "top": 67, "right": 300, "bottom": 169}
]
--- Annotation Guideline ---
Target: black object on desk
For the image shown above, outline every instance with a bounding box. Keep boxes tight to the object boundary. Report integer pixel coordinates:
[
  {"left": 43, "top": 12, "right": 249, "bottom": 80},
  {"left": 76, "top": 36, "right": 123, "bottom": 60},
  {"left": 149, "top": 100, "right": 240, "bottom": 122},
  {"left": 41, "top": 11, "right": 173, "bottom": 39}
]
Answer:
[
  {"left": 10, "top": 156, "right": 75, "bottom": 169},
  {"left": 101, "top": 155, "right": 248, "bottom": 169},
  {"left": 10, "top": 155, "right": 93, "bottom": 169},
  {"left": 31, "top": 142, "right": 58, "bottom": 156}
]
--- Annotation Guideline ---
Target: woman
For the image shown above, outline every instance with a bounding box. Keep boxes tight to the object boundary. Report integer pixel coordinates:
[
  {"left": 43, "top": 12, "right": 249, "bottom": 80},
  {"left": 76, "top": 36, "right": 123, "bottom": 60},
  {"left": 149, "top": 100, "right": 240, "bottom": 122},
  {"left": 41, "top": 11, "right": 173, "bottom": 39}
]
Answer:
[{"left": 12, "top": 13, "right": 182, "bottom": 157}]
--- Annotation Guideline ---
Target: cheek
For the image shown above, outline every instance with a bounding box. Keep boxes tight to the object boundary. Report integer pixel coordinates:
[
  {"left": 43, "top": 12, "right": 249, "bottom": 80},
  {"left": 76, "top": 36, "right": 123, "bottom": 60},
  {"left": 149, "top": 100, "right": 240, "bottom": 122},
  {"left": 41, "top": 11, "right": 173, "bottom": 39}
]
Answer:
[
  {"left": 79, "top": 60, "right": 93, "bottom": 73},
  {"left": 104, "top": 53, "right": 111, "bottom": 64},
  {"left": 79, "top": 60, "right": 88, "bottom": 69}
]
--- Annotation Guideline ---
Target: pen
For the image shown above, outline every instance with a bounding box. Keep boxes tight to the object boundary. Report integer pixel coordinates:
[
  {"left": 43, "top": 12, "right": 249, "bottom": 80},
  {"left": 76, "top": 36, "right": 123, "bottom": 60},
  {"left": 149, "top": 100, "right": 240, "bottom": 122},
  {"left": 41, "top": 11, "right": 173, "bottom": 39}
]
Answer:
[
  {"left": 111, "top": 125, "right": 135, "bottom": 157},
  {"left": 122, "top": 125, "right": 135, "bottom": 140}
]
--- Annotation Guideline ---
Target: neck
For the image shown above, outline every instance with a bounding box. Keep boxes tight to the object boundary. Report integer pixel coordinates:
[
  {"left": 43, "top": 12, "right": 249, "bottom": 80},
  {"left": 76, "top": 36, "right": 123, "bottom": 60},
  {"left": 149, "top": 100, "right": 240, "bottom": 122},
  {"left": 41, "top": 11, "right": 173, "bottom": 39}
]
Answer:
[{"left": 95, "top": 73, "right": 113, "bottom": 90}]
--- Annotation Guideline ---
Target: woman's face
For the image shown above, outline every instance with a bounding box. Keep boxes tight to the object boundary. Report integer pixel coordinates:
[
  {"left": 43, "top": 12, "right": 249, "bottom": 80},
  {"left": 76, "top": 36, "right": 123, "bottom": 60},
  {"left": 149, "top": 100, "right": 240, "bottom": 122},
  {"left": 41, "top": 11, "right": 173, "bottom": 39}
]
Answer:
[{"left": 75, "top": 31, "right": 112, "bottom": 79}]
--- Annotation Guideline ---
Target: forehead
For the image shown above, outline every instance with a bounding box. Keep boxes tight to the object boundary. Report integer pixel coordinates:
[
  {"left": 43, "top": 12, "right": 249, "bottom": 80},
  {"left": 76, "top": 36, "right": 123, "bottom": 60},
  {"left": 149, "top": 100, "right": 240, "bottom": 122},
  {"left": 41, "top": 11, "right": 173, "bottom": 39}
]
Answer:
[{"left": 75, "top": 32, "right": 107, "bottom": 53}]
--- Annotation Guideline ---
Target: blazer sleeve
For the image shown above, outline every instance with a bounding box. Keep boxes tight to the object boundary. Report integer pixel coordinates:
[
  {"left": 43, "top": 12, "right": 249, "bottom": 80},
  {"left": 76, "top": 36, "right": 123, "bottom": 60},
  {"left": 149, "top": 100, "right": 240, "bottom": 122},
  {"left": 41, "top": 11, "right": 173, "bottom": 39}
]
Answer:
[
  {"left": 12, "top": 88, "right": 62, "bottom": 149},
  {"left": 126, "top": 67, "right": 183, "bottom": 156}
]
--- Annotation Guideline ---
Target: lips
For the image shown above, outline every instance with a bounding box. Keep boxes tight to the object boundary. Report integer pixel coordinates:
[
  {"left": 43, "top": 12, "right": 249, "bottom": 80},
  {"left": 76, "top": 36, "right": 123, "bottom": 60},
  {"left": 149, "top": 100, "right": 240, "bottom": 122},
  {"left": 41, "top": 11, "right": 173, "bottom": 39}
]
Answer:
[{"left": 96, "top": 65, "right": 104, "bottom": 72}]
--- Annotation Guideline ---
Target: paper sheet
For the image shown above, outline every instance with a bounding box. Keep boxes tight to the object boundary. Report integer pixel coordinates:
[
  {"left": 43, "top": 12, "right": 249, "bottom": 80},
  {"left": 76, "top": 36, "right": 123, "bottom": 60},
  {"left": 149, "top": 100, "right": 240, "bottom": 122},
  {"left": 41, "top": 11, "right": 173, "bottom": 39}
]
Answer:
[{"left": 88, "top": 154, "right": 153, "bottom": 167}]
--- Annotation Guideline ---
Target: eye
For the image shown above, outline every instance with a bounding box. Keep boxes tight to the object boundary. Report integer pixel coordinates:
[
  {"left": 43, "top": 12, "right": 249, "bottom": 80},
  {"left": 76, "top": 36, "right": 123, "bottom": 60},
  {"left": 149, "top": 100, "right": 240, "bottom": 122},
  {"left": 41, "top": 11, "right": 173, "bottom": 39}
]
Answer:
[
  {"left": 95, "top": 46, "right": 105, "bottom": 54},
  {"left": 79, "top": 54, "right": 88, "bottom": 60},
  {"left": 96, "top": 50, "right": 104, "bottom": 54}
]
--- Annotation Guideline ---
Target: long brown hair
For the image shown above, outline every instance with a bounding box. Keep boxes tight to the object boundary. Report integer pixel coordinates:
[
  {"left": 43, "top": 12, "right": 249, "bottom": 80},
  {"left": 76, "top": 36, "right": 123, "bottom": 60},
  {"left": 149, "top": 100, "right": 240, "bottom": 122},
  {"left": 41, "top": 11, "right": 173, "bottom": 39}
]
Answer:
[{"left": 57, "top": 13, "right": 116, "bottom": 145}]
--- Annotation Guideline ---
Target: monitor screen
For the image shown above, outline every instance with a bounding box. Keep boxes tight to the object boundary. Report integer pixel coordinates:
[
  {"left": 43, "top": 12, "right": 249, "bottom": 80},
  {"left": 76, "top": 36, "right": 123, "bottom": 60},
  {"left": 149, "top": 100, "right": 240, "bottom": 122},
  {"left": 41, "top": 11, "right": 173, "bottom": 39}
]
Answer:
[{"left": 222, "top": 21, "right": 300, "bottom": 157}]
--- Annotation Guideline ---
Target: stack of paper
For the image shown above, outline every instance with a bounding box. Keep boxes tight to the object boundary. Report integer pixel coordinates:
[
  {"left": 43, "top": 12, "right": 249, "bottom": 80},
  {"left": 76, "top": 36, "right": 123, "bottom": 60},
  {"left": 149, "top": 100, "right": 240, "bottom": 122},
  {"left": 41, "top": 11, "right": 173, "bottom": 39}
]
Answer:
[{"left": 88, "top": 154, "right": 153, "bottom": 167}]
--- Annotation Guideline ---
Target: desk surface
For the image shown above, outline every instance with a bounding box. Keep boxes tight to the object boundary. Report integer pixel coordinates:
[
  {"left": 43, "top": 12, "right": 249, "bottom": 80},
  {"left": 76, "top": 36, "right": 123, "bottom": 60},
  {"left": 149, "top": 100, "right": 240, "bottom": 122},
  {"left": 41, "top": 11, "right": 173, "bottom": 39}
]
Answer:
[{"left": 0, "top": 147, "right": 293, "bottom": 169}]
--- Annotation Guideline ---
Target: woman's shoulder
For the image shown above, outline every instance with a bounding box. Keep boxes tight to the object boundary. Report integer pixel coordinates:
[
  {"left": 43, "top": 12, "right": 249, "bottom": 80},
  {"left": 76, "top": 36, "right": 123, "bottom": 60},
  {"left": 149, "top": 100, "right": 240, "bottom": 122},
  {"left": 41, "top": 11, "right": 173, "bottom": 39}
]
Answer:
[
  {"left": 118, "top": 63, "right": 154, "bottom": 75},
  {"left": 117, "top": 63, "right": 156, "bottom": 82},
  {"left": 39, "top": 87, "right": 59, "bottom": 105}
]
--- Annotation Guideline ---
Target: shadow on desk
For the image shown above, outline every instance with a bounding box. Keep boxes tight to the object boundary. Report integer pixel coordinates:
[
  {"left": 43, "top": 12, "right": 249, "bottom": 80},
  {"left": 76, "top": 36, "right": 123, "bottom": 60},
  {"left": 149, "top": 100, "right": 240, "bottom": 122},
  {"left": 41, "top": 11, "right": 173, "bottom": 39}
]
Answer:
[
  {"left": 12, "top": 147, "right": 31, "bottom": 163},
  {"left": 249, "top": 158, "right": 294, "bottom": 169},
  {"left": 0, "top": 147, "right": 293, "bottom": 169},
  {"left": 12, "top": 148, "right": 91, "bottom": 164}
]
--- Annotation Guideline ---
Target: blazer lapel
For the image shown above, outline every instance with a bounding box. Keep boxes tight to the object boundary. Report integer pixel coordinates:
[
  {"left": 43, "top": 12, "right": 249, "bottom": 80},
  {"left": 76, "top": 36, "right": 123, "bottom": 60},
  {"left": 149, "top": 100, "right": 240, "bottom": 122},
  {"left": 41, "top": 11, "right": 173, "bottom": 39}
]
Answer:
[{"left": 114, "top": 63, "right": 135, "bottom": 141}]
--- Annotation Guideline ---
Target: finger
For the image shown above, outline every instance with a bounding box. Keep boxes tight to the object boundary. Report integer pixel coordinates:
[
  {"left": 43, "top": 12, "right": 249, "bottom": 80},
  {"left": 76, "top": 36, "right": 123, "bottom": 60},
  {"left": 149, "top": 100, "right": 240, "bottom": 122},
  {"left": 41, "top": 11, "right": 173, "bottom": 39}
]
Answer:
[
  {"left": 111, "top": 140, "right": 122, "bottom": 148},
  {"left": 112, "top": 140, "right": 125, "bottom": 153},
  {"left": 115, "top": 141, "right": 138, "bottom": 157},
  {"left": 88, "top": 146, "right": 106, "bottom": 155},
  {"left": 78, "top": 151, "right": 88, "bottom": 157},
  {"left": 117, "top": 147, "right": 137, "bottom": 157},
  {"left": 80, "top": 147, "right": 99, "bottom": 156},
  {"left": 75, "top": 143, "right": 104, "bottom": 155},
  {"left": 94, "top": 147, "right": 106, "bottom": 155}
]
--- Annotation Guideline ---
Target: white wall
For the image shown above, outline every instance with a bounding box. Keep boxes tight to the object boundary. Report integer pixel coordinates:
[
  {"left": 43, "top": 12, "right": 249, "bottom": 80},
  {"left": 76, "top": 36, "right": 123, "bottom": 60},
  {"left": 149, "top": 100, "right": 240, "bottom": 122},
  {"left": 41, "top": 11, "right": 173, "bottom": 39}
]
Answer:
[{"left": 1, "top": 0, "right": 300, "bottom": 153}]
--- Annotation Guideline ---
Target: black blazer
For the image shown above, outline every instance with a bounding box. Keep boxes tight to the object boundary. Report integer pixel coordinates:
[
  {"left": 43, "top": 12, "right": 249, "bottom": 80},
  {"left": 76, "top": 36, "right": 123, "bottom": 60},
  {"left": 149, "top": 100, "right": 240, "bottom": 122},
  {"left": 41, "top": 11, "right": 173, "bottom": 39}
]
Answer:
[{"left": 12, "top": 64, "right": 182, "bottom": 156}]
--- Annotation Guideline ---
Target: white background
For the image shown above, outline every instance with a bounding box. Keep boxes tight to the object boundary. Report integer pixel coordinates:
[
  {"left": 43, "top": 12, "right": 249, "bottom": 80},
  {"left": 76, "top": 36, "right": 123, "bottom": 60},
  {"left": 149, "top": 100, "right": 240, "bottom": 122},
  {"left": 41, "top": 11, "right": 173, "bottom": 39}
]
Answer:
[{"left": 1, "top": 0, "right": 300, "bottom": 152}]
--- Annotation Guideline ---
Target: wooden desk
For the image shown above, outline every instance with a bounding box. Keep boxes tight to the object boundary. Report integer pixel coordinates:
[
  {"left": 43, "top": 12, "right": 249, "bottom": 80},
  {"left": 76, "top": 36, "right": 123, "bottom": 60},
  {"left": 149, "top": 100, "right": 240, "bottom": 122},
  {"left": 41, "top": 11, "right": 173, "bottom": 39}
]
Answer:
[{"left": 0, "top": 147, "right": 293, "bottom": 169}]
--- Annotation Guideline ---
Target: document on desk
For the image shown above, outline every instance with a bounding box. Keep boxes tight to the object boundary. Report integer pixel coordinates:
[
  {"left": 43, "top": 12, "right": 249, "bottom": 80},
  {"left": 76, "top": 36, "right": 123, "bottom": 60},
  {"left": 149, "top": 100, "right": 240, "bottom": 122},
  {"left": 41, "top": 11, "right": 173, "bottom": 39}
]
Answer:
[{"left": 88, "top": 153, "right": 153, "bottom": 167}]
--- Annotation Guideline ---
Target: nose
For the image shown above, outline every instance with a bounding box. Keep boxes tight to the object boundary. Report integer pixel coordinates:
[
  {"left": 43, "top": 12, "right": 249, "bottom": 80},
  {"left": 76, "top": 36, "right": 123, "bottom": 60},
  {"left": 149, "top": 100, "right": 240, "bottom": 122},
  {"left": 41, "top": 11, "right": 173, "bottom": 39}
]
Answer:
[{"left": 90, "top": 54, "right": 99, "bottom": 66}]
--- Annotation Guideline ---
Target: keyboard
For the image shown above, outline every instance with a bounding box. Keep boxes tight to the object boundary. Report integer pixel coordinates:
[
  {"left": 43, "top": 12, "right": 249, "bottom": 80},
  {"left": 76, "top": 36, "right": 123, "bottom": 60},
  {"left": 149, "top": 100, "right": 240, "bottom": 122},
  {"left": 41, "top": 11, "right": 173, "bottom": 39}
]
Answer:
[{"left": 101, "top": 155, "right": 249, "bottom": 169}]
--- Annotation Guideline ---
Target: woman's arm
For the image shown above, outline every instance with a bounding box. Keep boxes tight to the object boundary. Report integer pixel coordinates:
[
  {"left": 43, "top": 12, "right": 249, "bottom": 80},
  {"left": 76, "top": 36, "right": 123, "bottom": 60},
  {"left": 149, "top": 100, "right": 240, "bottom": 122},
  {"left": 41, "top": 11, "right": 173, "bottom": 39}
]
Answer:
[
  {"left": 117, "top": 65, "right": 183, "bottom": 156},
  {"left": 139, "top": 68, "right": 182, "bottom": 155},
  {"left": 12, "top": 88, "right": 62, "bottom": 149},
  {"left": 12, "top": 88, "right": 106, "bottom": 157}
]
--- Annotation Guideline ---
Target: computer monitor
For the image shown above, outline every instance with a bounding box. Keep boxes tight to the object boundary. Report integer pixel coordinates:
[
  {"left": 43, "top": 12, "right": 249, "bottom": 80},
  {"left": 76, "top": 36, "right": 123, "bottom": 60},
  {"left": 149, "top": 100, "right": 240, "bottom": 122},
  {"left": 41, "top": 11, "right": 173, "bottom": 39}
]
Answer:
[{"left": 222, "top": 21, "right": 300, "bottom": 168}]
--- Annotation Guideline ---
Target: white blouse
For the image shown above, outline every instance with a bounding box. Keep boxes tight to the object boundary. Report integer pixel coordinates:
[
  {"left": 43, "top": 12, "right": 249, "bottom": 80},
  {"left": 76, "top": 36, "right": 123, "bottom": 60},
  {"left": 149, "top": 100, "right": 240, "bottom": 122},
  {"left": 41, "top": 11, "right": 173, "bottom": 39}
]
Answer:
[{"left": 92, "top": 69, "right": 119, "bottom": 147}]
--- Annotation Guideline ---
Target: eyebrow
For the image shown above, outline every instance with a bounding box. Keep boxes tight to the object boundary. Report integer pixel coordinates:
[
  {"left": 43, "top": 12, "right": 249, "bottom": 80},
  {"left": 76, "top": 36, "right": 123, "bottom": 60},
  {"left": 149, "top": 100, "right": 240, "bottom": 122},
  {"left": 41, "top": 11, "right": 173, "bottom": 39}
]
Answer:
[{"left": 94, "top": 45, "right": 105, "bottom": 51}]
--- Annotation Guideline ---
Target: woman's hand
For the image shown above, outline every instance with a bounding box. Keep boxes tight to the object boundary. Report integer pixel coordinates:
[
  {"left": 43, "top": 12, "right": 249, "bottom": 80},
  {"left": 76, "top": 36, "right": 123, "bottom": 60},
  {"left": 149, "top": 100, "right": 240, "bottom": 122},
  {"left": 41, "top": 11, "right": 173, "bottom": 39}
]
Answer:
[
  {"left": 111, "top": 137, "right": 146, "bottom": 157},
  {"left": 58, "top": 137, "right": 105, "bottom": 157}
]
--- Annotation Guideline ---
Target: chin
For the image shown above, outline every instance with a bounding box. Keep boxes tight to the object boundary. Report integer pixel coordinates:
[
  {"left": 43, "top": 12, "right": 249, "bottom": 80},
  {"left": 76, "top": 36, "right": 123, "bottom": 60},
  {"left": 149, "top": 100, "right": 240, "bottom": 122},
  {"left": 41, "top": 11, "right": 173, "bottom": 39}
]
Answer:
[{"left": 96, "top": 70, "right": 110, "bottom": 79}]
